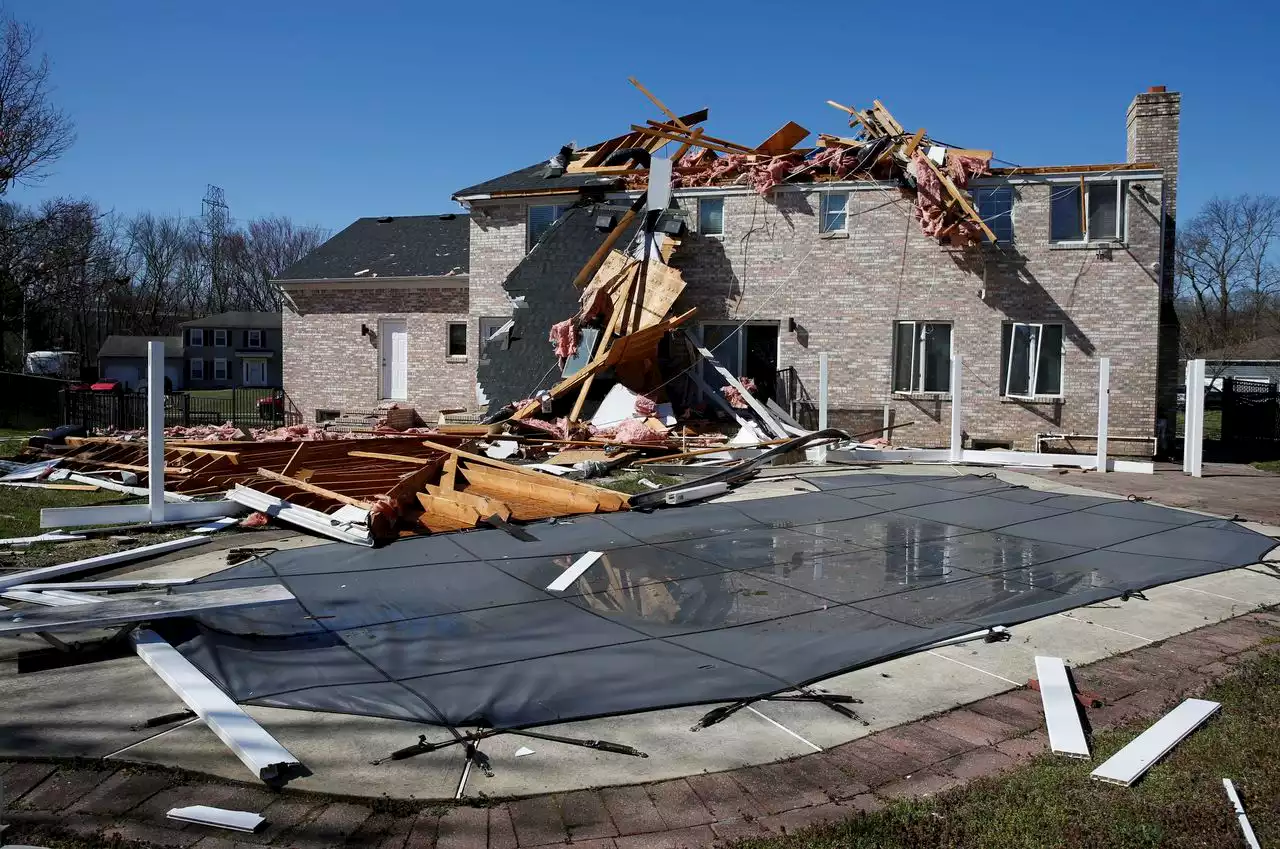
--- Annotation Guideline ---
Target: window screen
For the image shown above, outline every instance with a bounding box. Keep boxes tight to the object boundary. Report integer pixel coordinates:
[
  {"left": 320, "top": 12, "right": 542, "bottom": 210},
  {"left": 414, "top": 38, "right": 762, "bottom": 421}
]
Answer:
[
  {"left": 974, "top": 187, "right": 1013, "bottom": 243},
  {"left": 820, "top": 192, "right": 848, "bottom": 233},
  {"left": 699, "top": 198, "right": 724, "bottom": 235}
]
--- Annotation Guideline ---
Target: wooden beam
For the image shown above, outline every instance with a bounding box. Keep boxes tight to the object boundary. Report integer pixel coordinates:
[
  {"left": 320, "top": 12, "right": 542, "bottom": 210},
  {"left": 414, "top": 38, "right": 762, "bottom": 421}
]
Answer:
[
  {"left": 989, "top": 161, "right": 1158, "bottom": 175},
  {"left": 458, "top": 463, "right": 601, "bottom": 515},
  {"left": 384, "top": 457, "right": 444, "bottom": 505},
  {"left": 441, "top": 453, "right": 458, "bottom": 492},
  {"left": 282, "top": 443, "right": 306, "bottom": 476},
  {"left": 902, "top": 129, "right": 926, "bottom": 158},
  {"left": 756, "top": 121, "right": 810, "bottom": 155},
  {"left": 570, "top": 259, "right": 638, "bottom": 423},
  {"left": 254, "top": 468, "right": 372, "bottom": 509},
  {"left": 416, "top": 492, "right": 481, "bottom": 527},
  {"left": 630, "top": 126, "right": 741, "bottom": 156},
  {"left": 628, "top": 77, "right": 687, "bottom": 128},
  {"left": 826, "top": 99, "right": 856, "bottom": 115},
  {"left": 918, "top": 154, "right": 998, "bottom": 243},
  {"left": 418, "top": 441, "right": 627, "bottom": 511},
  {"left": 423, "top": 484, "right": 512, "bottom": 521},
  {"left": 646, "top": 120, "right": 752, "bottom": 153}
]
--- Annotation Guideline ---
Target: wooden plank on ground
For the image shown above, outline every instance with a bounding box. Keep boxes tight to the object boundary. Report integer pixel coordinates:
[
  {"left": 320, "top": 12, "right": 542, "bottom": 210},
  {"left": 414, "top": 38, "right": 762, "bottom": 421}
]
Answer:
[
  {"left": 254, "top": 468, "right": 372, "bottom": 509},
  {"left": 420, "top": 441, "right": 627, "bottom": 511},
  {"left": 423, "top": 484, "right": 512, "bottom": 521},
  {"left": 416, "top": 492, "right": 481, "bottom": 527}
]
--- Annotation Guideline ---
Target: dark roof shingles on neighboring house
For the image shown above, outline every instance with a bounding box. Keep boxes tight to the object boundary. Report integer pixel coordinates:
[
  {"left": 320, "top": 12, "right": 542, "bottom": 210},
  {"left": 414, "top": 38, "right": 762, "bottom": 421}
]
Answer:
[
  {"left": 452, "top": 162, "right": 623, "bottom": 200},
  {"left": 1202, "top": 334, "right": 1280, "bottom": 362},
  {"left": 98, "top": 335, "right": 184, "bottom": 359},
  {"left": 179, "top": 311, "right": 282, "bottom": 330},
  {"left": 276, "top": 214, "right": 470, "bottom": 281}
]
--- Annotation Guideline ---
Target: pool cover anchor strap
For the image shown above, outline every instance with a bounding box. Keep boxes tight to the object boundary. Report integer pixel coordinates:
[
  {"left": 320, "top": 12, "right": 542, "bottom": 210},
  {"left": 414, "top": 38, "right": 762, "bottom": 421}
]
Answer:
[
  {"left": 692, "top": 686, "right": 868, "bottom": 732},
  {"left": 374, "top": 726, "right": 649, "bottom": 767}
]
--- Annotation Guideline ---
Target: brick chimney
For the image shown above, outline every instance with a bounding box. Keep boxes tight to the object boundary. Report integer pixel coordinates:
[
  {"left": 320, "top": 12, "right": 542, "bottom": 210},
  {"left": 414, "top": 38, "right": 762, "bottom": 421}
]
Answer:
[
  {"left": 1127, "top": 86, "right": 1182, "bottom": 449},
  {"left": 1126, "top": 86, "right": 1181, "bottom": 219}
]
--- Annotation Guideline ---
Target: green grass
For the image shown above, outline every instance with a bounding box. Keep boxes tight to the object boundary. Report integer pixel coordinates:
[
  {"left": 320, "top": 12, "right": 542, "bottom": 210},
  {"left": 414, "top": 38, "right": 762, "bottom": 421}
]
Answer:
[
  {"left": 1176, "top": 408, "right": 1223, "bottom": 440},
  {"left": 0, "top": 486, "right": 138, "bottom": 539},
  {"left": 1252, "top": 460, "right": 1280, "bottom": 473},
  {"left": 734, "top": 647, "right": 1280, "bottom": 849}
]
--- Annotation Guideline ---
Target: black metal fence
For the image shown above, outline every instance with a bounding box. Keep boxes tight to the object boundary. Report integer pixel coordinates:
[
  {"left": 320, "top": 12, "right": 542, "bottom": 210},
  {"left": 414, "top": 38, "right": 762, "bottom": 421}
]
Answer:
[
  {"left": 775, "top": 367, "right": 819, "bottom": 429},
  {"left": 0, "top": 371, "right": 70, "bottom": 431},
  {"left": 1221, "top": 378, "right": 1280, "bottom": 460},
  {"left": 62, "top": 387, "right": 302, "bottom": 433}
]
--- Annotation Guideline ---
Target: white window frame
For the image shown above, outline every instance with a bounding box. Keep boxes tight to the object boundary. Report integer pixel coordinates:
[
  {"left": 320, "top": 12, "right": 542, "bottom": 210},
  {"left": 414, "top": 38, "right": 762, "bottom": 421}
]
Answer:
[
  {"left": 247, "top": 329, "right": 263, "bottom": 349},
  {"left": 698, "top": 197, "right": 725, "bottom": 237},
  {"left": 819, "top": 191, "right": 849, "bottom": 234},
  {"left": 242, "top": 359, "right": 268, "bottom": 387},
  {"left": 189, "top": 358, "right": 204, "bottom": 380},
  {"left": 527, "top": 203, "right": 570, "bottom": 250},
  {"left": 189, "top": 328, "right": 204, "bottom": 347},
  {"left": 213, "top": 329, "right": 227, "bottom": 347},
  {"left": 1049, "top": 180, "right": 1124, "bottom": 244},
  {"left": 892, "top": 321, "right": 953, "bottom": 394},
  {"left": 446, "top": 321, "right": 468, "bottom": 359},
  {"left": 1002, "top": 322, "right": 1065, "bottom": 399},
  {"left": 213, "top": 358, "right": 228, "bottom": 381}
]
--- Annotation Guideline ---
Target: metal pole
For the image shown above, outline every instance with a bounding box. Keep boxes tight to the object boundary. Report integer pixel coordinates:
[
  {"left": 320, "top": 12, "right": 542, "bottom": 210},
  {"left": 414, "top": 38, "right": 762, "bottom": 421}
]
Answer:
[
  {"left": 147, "top": 341, "right": 166, "bottom": 523},
  {"left": 949, "top": 354, "right": 963, "bottom": 462},
  {"left": 816, "top": 353, "right": 829, "bottom": 464},
  {"left": 1095, "top": 357, "right": 1110, "bottom": 473}
]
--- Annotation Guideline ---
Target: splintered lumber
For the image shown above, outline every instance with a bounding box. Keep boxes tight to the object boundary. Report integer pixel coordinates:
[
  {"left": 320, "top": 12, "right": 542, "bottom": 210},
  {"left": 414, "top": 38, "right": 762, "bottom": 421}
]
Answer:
[
  {"left": 423, "top": 484, "right": 512, "bottom": 521},
  {"left": 254, "top": 468, "right": 373, "bottom": 509},
  {"left": 133, "top": 629, "right": 301, "bottom": 784},
  {"left": 916, "top": 152, "right": 998, "bottom": 243},
  {"left": 0, "top": 585, "right": 294, "bottom": 636},
  {"left": 458, "top": 463, "right": 602, "bottom": 519},
  {"left": 1034, "top": 656, "right": 1089, "bottom": 758},
  {"left": 416, "top": 492, "right": 481, "bottom": 527},
  {"left": 1090, "top": 699, "right": 1221, "bottom": 786},
  {"left": 756, "top": 121, "right": 810, "bottom": 155},
  {"left": 682, "top": 327, "right": 787, "bottom": 439}
]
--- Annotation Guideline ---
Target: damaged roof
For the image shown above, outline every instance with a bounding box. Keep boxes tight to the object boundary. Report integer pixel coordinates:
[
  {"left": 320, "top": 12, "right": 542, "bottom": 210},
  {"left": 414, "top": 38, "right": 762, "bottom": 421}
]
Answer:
[
  {"left": 452, "top": 162, "right": 623, "bottom": 200},
  {"left": 276, "top": 213, "right": 470, "bottom": 281}
]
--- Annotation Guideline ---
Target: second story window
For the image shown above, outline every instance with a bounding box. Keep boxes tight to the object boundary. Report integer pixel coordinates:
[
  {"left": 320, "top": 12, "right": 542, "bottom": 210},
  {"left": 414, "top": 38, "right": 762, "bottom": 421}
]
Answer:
[
  {"left": 247, "top": 329, "right": 263, "bottom": 349},
  {"left": 820, "top": 191, "right": 848, "bottom": 233},
  {"left": 213, "top": 329, "right": 227, "bottom": 347},
  {"left": 1051, "top": 182, "right": 1124, "bottom": 242},
  {"left": 527, "top": 203, "right": 570, "bottom": 249},
  {"left": 893, "top": 322, "right": 952, "bottom": 393},
  {"left": 189, "top": 328, "right": 204, "bottom": 347},
  {"left": 974, "top": 186, "right": 1013, "bottom": 243},
  {"left": 698, "top": 198, "right": 724, "bottom": 236}
]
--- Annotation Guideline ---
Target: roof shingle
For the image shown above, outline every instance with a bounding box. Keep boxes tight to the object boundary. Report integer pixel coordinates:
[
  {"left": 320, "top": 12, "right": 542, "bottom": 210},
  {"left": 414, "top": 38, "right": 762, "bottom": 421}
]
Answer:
[{"left": 276, "top": 213, "right": 470, "bottom": 281}]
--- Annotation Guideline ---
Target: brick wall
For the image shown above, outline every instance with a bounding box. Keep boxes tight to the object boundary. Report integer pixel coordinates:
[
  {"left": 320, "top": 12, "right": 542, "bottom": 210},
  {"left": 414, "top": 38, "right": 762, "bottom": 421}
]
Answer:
[{"left": 282, "top": 286, "right": 471, "bottom": 422}]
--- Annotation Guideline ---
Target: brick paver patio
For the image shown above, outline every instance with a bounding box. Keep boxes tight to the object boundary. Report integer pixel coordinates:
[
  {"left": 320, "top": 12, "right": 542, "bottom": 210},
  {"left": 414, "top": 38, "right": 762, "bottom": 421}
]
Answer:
[{"left": 4, "top": 609, "right": 1278, "bottom": 849}]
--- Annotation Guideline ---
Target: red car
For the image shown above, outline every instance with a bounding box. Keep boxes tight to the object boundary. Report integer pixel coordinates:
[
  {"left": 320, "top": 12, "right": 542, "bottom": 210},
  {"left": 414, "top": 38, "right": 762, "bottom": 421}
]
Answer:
[
  {"left": 89, "top": 379, "right": 123, "bottom": 393},
  {"left": 258, "top": 393, "right": 284, "bottom": 419}
]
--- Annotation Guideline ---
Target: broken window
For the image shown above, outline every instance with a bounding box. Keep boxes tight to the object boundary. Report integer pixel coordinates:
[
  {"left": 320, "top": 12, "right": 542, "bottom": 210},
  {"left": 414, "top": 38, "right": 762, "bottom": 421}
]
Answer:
[
  {"left": 820, "top": 192, "right": 848, "bottom": 233},
  {"left": 1050, "top": 182, "right": 1123, "bottom": 242},
  {"left": 1001, "top": 322, "right": 1064, "bottom": 397},
  {"left": 527, "top": 204, "right": 570, "bottom": 249},
  {"left": 698, "top": 198, "right": 724, "bottom": 236},
  {"left": 447, "top": 322, "right": 467, "bottom": 358},
  {"left": 974, "top": 186, "right": 1013, "bottom": 243},
  {"left": 892, "top": 322, "right": 952, "bottom": 393}
]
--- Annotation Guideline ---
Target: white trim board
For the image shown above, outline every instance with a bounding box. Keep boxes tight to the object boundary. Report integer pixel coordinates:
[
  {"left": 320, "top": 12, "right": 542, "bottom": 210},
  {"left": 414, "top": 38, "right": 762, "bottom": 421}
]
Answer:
[
  {"left": 132, "top": 629, "right": 301, "bottom": 783},
  {"left": 547, "top": 551, "right": 603, "bottom": 592},
  {"left": 227, "top": 485, "right": 372, "bottom": 546},
  {"left": 1090, "top": 698, "right": 1220, "bottom": 786},
  {"left": 0, "top": 535, "right": 213, "bottom": 591},
  {"left": 40, "top": 499, "right": 244, "bottom": 529},
  {"left": 167, "top": 805, "right": 265, "bottom": 833},
  {"left": 1035, "top": 656, "right": 1090, "bottom": 758},
  {"left": 0, "top": 585, "right": 295, "bottom": 636}
]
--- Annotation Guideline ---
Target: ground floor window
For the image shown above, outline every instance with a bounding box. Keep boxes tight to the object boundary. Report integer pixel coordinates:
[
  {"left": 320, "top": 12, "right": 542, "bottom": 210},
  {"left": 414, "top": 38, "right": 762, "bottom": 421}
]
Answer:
[
  {"left": 892, "top": 321, "right": 952, "bottom": 393},
  {"left": 1001, "top": 322, "right": 1064, "bottom": 397},
  {"left": 243, "top": 359, "right": 269, "bottom": 387},
  {"left": 213, "top": 358, "right": 228, "bottom": 381},
  {"left": 189, "top": 358, "right": 204, "bottom": 380}
]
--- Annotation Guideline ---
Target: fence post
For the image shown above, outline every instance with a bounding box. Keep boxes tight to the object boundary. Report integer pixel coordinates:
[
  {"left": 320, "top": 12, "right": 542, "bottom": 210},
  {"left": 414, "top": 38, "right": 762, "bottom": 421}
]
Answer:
[
  {"left": 147, "top": 341, "right": 166, "bottom": 523},
  {"left": 949, "top": 354, "right": 963, "bottom": 462},
  {"left": 1095, "top": 357, "right": 1110, "bottom": 473},
  {"left": 816, "top": 353, "right": 829, "bottom": 465}
]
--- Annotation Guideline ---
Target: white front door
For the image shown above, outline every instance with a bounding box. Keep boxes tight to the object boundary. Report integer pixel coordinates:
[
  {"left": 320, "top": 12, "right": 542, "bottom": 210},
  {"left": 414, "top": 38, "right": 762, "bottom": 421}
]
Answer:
[{"left": 379, "top": 319, "right": 408, "bottom": 400}]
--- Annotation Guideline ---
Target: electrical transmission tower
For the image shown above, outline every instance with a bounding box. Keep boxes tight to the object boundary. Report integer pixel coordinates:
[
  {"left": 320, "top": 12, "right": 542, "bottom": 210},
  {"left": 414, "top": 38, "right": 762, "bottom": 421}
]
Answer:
[{"left": 202, "top": 184, "right": 230, "bottom": 308}]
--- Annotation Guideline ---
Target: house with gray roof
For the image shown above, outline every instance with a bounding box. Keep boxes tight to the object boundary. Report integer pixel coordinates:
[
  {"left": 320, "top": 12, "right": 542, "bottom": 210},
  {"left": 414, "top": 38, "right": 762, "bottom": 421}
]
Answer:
[
  {"left": 179, "top": 311, "right": 283, "bottom": 389},
  {"left": 97, "top": 335, "right": 184, "bottom": 391}
]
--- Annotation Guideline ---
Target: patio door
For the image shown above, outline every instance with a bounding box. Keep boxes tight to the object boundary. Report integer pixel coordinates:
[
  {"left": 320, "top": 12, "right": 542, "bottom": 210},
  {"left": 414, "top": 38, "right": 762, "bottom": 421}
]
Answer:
[
  {"left": 699, "top": 322, "right": 779, "bottom": 402},
  {"left": 379, "top": 319, "right": 408, "bottom": 400}
]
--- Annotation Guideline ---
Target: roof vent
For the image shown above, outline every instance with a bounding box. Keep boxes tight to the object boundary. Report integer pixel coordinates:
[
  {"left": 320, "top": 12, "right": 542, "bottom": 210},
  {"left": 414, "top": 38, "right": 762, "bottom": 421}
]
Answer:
[
  {"left": 376, "top": 216, "right": 394, "bottom": 223},
  {"left": 438, "top": 213, "right": 456, "bottom": 220}
]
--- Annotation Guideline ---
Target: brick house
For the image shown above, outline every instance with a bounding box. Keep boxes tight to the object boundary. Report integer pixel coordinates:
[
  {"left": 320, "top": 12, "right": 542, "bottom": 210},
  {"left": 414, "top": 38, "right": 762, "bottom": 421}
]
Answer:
[
  {"left": 179, "top": 312, "right": 282, "bottom": 389},
  {"left": 280, "top": 88, "right": 1180, "bottom": 452}
]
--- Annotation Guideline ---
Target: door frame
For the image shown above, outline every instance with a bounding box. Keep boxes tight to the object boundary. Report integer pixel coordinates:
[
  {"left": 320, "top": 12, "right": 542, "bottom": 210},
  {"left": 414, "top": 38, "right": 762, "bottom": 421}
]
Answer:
[{"left": 378, "top": 318, "right": 409, "bottom": 401}]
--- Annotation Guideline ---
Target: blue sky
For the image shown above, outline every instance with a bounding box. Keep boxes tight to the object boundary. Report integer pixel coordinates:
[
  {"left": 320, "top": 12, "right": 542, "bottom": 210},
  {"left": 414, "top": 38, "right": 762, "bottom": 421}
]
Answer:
[{"left": 6, "top": 0, "right": 1278, "bottom": 233}]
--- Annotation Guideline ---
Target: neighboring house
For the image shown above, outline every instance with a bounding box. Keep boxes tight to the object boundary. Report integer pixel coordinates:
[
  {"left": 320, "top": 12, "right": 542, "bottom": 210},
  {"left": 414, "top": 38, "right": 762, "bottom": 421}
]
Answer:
[
  {"left": 277, "top": 214, "right": 471, "bottom": 420},
  {"left": 1199, "top": 335, "right": 1280, "bottom": 387},
  {"left": 279, "top": 87, "right": 1181, "bottom": 452},
  {"left": 179, "top": 312, "right": 283, "bottom": 389},
  {"left": 97, "top": 336, "right": 184, "bottom": 391}
]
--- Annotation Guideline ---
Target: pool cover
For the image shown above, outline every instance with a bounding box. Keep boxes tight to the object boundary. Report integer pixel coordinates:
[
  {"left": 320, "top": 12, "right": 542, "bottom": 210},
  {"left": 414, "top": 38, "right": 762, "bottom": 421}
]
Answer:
[{"left": 164, "top": 474, "right": 1277, "bottom": 730}]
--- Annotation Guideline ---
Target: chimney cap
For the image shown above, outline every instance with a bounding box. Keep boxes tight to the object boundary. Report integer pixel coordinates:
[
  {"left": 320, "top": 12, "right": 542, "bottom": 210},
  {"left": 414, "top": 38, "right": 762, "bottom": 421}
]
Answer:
[{"left": 1148, "top": 85, "right": 1167, "bottom": 93}]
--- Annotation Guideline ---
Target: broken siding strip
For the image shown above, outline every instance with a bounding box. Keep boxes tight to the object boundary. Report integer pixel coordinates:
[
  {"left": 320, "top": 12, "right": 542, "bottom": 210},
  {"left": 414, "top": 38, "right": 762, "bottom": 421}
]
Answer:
[
  {"left": 0, "top": 535, "right": 214, "bottom": 591},
  {"left": 1034, "top": 656, "right": 1089, "bottom": 758},
  {"left": 133, "top": 629, "right": 302, "bottom": 783},
  {"left": 1090, "top": 698, "right": 1221, "bottom": 786},
  {"left": 0, "top": 585, "right": 295, "bottom": 636}
]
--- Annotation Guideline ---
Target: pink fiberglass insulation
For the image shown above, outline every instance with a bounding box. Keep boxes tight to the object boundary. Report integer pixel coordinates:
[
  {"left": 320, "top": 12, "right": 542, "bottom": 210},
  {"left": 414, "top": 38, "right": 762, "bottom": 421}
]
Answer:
[
  {"left": 634, "top": 395, "right": 658, "bottom": 417},
  {"left": 591, "top": 418, "right": 667, "bottom": 444},
  {"left": 549, "top": 319, "right": 579, "bottom": 360},
  {"left": 519, "top": 417, "right": 571, "bottom": 440}
]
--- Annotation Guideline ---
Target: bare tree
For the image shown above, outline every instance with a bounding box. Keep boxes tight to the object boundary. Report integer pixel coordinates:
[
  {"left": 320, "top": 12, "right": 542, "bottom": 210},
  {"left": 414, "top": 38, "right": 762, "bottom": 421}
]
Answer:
[
  {"left": 224, "top": 216, "right": 327, "bottom": 310},
  {"left": 1175, "top": 194, "right": 1280, "bottom": 357},
  {"left": 0, "top": 11, "right": 75, "bottom": 191}
]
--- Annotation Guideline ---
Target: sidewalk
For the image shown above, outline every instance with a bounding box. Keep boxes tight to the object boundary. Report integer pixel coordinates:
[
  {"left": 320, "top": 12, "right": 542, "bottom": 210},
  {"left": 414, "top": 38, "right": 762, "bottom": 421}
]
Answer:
[{"left": 5, "top": 608, "right": 1278, "bottom": 849}]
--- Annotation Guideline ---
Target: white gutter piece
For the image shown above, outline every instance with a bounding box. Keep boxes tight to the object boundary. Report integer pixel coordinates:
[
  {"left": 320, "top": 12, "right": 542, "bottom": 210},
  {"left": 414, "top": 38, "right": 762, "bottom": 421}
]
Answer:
[
  {"left": 0, "top": 535, "right": 213, "bottom": 591},
  {"left": 1090, "top": 698, "right": 1221, "bottom": 785},
  {"left": 1034, "top": 656, "right": 1089, "bottom": 758},
  {"left": 37, "top": 589, "right": 106, "bottom": 604},
  {"left": 1, "top": 589, "right": 93, "bottom": 607},
  {"left": 227, "top": 485, "right": 372, "bottom": 546},
  {"left": 167, "top": 805, "right": 265, "bottom": 833},
  {"left": 0, "top": 531, "right": 87, "bottom": 546},
  {"left": 6, "top": 578, "right": 191, "bottom": 592},
  {"left": 133, "top": 629, "right": 302, "bottom": 783},
  {"left": 1223, "top": 779, "right": 1262, "bottom": 849},
  {"left": 547, "top": 551, "right": 603, "bottom": 592}
]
